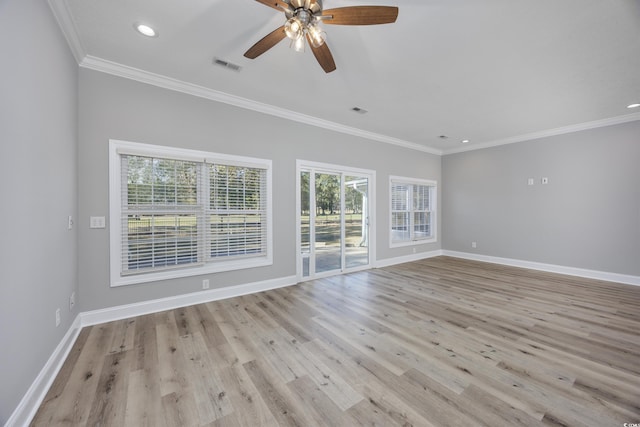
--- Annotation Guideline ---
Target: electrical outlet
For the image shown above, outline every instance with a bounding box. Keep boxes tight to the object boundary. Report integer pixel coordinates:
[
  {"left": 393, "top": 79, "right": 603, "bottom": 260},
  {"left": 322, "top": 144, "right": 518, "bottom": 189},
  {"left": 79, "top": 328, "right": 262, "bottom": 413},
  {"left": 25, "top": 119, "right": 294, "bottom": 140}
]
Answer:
[
  {"left": 472, "top": 241, "right": 477, "bottom": 249},
  {"left": 70, "top": 292, "right": 75, "bottom": 311},
  {"left": 68, "top": 216, "right": 74, "bottom": 230},
  {"left": 202, "top": 279, "right": 210, "bottom": 290},
  {"left": 541, "top": 177, "right": 549, "bottom": 185},
  {"left": 55, "top": 308, "right": 61, "bottom": 327},
  {"left": 412, "top": 247, "right": 416, "bottom": 254}
]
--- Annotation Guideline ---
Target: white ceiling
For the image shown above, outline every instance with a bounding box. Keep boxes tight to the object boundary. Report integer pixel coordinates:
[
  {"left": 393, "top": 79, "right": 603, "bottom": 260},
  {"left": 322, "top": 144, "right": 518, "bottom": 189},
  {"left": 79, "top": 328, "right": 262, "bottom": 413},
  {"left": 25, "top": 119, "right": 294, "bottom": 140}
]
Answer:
[{"left": 51, "top": 0, "right": 640, "bottom": 154}]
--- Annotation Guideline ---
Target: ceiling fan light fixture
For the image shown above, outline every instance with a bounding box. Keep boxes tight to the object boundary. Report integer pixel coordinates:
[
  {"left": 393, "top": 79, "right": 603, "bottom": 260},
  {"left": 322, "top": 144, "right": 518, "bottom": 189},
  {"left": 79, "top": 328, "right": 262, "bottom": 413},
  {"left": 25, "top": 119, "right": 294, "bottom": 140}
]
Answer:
[
  {"left": 284, "top": 17, "right": 303, "bottom": 39},
  {"left": 292, "top": 35, "right": 306, "bottom": 52},
  {"left": 308, "top": 23, "right": 326, "bottom": 48}
]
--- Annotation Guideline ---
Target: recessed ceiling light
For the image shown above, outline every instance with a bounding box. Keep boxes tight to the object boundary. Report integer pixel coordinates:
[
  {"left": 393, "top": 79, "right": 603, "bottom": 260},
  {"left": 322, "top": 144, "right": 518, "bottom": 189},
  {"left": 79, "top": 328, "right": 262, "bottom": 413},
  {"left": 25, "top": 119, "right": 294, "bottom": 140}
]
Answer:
[
  {"left": 627, "top": 103, "right": 640, "bottom": 109},
  {"left": 134, "top": 23, "right": 158, "bottom": 37},
  {"left": 351, "top": 107, "right": 368, "bottom": 114},
  {"left": 461, "top": 139, "right": 470, "bottom": 144}
]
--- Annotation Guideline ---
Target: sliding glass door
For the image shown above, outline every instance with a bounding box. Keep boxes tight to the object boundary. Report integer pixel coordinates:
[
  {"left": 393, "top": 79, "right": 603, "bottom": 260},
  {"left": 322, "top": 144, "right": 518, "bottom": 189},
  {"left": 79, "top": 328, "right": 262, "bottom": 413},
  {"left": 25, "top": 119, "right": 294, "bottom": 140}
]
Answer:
[{"left": 298, "top": 162, "right": 373, "bottom": 279}]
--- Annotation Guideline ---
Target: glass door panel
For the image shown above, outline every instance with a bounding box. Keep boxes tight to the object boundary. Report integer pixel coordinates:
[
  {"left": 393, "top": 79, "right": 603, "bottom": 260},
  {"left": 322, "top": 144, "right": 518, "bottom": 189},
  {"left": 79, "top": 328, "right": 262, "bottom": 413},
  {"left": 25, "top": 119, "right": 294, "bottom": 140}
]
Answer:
[
  {"left": 314, "top": 173, "right": 342, "bottom": 274},
  {"left": 345, "top": 175, "right": 369, "bottom": 268},
  {"left": 300, "top": 171, "right": 311, "bottom": 277}
]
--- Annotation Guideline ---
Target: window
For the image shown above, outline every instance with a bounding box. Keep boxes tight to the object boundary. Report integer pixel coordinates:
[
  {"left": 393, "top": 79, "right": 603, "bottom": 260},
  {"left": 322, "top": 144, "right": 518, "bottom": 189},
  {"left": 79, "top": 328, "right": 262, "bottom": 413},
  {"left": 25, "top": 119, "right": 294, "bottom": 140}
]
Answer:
[
  {"left": 109, "top": 140, "right": 272, "bottom": 286},
  {"left": 390, "top": 176, "right": 436, "bottom": 247}
]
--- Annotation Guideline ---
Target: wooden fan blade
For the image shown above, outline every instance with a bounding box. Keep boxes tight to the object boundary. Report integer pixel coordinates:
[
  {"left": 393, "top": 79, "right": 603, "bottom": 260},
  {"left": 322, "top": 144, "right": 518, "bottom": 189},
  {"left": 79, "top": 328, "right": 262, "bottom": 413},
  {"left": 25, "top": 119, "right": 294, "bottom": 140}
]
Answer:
[
  {"left": 307, "top": 34, "right": 336, "bottom": 73},
  {"left": 254, "top": 0, "right": 289, "bottom": 11},
  {"left": 244, "top": 26, "right": 287, "bottom": 59},
  {"left": 322, "top": 6, "right": 399, "bottom": 25}
]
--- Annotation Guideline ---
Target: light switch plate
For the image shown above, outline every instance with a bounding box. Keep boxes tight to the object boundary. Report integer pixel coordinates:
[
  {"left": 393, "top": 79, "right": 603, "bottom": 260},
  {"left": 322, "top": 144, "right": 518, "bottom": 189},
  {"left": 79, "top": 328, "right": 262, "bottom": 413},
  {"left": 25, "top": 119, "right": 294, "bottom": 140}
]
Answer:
[{"left": 90, "top": 216, "right": 106, "bottom": 228}]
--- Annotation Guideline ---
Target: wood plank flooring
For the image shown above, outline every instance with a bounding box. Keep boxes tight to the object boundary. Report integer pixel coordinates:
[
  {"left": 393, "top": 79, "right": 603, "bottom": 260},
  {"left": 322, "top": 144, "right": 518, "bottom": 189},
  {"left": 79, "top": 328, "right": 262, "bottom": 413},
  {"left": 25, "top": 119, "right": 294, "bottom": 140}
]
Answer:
[{"left": 31, "top": 256, "right": 640, "bottom": 426}]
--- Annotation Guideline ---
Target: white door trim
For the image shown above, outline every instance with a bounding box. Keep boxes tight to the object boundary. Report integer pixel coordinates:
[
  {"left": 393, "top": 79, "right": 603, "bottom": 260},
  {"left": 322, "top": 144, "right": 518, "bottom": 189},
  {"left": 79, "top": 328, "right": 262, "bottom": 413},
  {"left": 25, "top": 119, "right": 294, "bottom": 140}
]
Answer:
[{"left": 296, "top": 159, "right": 376, "bottom": 282}]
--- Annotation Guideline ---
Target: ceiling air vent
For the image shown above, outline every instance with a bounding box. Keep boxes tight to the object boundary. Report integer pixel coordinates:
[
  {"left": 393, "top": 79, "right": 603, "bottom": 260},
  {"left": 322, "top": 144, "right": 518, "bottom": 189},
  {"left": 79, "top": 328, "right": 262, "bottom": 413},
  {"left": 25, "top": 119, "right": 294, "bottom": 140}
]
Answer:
[
  {"left": 213, "top": 58, "right": 241, "bottom": 72},
  {"left": 351, "top": 107, "right": 368, "bottom": 114}
]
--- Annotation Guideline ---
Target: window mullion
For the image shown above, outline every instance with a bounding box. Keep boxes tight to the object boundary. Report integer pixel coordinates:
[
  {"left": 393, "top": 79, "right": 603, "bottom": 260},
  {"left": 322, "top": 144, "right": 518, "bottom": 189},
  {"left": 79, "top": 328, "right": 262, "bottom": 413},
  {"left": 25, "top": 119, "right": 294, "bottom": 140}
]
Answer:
[
  {"left": 200, "top": 163, "right": 209, "bottom": 264},
  {"left": 408, "top": 184, "right": 415, "bottom": 241}
]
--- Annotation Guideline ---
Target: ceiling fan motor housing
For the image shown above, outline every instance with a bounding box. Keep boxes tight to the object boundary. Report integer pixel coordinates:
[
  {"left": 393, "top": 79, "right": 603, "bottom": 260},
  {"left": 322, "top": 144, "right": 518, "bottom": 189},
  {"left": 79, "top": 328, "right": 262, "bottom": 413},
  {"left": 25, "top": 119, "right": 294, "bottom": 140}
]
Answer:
[
  {"left": 288, "top": 0, "right": 322, "bottom": 14},
  {"left": 285, "top": 0, "right": 322, "bottom": 21}
]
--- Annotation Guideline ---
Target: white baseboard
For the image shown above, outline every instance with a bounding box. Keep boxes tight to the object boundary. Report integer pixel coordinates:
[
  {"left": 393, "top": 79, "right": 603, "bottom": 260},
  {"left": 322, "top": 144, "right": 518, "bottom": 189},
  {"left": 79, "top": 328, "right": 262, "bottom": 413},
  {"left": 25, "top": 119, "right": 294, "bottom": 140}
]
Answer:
[
  {"left": 6, "top": 275, "right": 297, "bottom": 426},
  {"left": 5, "top": 315, "right": 82, "bottom": 427},
  {"left": 80, "top": 275, "right": 298, "bottom": 327},
  {"left": 375, "top": 250, "right": 443, "bottom": 268},
  {"left": 8, "top": 253, "right": 638, "bottom": 426},
  {"left": 442, "top": 250, "right": 640, "bottom": 287}
]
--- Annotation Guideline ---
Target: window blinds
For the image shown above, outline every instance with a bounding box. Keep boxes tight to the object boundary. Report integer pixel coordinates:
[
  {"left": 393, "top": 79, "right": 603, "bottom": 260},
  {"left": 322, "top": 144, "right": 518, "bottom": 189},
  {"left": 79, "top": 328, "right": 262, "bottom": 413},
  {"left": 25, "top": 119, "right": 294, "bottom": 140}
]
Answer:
[
  {"left": 390, "top": 180, "right": 433, "bottom": 243},
  {"left": 208, "top": 165, "right": 267, "bottom": 260},
  {"left": 121, "top": 155, "right": 268, "bottom": 276}
]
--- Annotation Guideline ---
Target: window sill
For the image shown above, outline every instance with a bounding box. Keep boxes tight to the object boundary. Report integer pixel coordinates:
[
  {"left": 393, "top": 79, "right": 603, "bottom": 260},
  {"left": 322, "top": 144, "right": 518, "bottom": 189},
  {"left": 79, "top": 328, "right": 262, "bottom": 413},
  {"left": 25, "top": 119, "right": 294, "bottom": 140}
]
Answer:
[
  {"left": 110, "top": 257, "right": 273, "bottom": 287},
  {"left": 389, "top": 238, "right": 437, "bottom": 249}
]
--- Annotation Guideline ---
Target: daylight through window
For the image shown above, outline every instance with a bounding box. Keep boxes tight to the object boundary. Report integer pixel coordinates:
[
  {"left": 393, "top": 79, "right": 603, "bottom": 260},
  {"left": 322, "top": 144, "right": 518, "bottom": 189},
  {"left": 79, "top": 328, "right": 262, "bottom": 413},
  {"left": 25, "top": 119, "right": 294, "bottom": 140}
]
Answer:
[
  {"left": 390, "top": 176, "right": 436, "bottom": 246},
  {"left": 110, "top": 141, "right": 272, "bottom": 286}
]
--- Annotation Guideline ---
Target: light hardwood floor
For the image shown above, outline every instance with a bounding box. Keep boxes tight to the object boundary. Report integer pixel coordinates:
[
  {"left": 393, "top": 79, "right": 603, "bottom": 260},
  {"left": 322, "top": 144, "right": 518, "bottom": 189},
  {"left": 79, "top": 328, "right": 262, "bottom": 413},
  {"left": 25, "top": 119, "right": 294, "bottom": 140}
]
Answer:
[{"left": 32, "top": 256, "right": 640, "bottom": 426}]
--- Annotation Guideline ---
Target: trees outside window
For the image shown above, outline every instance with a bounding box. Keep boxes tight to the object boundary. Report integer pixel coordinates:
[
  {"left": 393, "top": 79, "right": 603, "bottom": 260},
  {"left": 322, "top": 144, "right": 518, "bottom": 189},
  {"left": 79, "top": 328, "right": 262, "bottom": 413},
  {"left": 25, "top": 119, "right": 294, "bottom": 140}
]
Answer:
[
  {"left": 390, "top": 176, "right": 437, "bottom": 247},
  {"left": 109, "top": 140, "right": 272, "bottom": 287}
]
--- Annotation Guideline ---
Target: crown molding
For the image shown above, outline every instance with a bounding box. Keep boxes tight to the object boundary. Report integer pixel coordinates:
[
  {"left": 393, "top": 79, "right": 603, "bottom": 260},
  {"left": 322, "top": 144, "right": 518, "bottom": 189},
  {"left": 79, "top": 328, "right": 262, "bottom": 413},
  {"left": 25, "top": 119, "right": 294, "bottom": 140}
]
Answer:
[
  {"left": 80, "top": 54, "right": 640, "bottom": 157},
  {"left": 48, "top": 0, "right": 439, "bottom": 154},
  {"left": 442, "top": 112, "right": 640, "bottom": 155},
  {"left": 48, "top": 0, "right": 638, "bottom": 158},
  {"left": 79, "top": 55, "right": 442, "bottom": 156},
  {"left": 48, "top": 0, "right": 85, "bottom": 63}
]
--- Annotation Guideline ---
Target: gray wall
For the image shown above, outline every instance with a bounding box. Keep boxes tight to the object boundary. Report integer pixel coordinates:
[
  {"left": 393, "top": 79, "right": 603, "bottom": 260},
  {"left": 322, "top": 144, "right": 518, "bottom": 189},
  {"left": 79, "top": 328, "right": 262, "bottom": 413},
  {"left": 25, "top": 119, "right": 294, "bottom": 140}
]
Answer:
[
  {"left": 442, "top": 120, "right": 640, "bottom": 276},
  {"left": 77, "top": 69, "right": 442, "bottom": 312},
  {"left": 0, "top": 0, "right": 78, "bottom": 423},
  {"left": 5, "top": 3, "right": 637, "bottom": 422}
]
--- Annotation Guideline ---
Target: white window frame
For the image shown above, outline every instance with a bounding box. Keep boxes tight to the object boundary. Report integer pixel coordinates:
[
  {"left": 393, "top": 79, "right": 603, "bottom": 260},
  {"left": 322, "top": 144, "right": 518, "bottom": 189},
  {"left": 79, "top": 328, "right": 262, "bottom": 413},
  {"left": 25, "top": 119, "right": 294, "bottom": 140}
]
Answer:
[
  {"left": 109, "top": 140, "right": 272, "bottom": 287},
  {"left": 389, "top": 175, "right": 437, "bottom": 248}
]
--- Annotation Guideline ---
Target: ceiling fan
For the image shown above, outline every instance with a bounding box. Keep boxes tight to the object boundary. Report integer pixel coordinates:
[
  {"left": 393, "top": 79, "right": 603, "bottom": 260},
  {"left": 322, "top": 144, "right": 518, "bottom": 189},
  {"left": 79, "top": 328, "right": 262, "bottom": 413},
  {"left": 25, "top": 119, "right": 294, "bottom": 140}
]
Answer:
[{"left": 244, "top": 0, "right": 399, "bottom": 73}]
